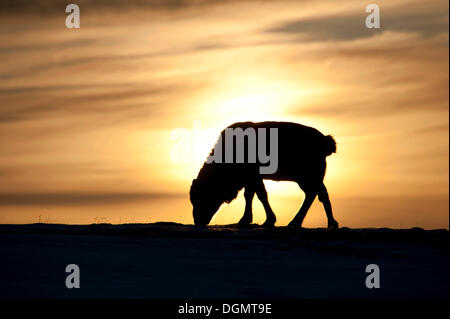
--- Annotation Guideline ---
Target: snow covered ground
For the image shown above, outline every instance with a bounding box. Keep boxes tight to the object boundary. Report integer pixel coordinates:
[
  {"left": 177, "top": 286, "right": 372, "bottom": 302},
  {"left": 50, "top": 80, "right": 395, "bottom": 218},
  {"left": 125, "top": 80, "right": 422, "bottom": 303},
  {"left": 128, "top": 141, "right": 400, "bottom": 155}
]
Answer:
[{"left": 0, "top": 223, "right": 447, "bottom": 298}]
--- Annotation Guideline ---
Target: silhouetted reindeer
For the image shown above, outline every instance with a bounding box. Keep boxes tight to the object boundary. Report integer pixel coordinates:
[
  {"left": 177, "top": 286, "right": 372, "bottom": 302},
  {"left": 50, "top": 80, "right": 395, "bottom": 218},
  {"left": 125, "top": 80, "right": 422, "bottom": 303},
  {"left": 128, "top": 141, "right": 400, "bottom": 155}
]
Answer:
[{"left": 190, "top": 121, "right": 338, "bottom": 228}]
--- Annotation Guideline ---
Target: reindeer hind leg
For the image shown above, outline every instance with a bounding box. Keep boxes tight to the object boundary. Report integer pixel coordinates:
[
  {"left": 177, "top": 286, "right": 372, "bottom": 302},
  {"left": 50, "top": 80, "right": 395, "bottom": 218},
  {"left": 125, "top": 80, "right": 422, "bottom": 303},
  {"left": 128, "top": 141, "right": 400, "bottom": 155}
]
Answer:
[{"left": 238, "top": 186, "right": 255, "bottom": 225}]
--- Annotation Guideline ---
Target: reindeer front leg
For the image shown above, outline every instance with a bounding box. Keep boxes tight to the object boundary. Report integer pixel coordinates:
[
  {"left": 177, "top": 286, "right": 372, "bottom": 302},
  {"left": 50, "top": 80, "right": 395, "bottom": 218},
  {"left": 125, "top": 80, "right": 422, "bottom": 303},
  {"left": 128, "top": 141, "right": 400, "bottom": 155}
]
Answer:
[
  {"left": 238, "top": 187, "right": 255, "bottom": 225},
  {"left": 255, "top": 180, "right": 276, "bottom": 227}
]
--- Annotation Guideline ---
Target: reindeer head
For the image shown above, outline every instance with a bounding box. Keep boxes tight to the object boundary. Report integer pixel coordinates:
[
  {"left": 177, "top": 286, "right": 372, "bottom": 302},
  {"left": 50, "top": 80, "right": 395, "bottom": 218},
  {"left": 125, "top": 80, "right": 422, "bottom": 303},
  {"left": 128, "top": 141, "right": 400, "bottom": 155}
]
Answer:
[{"left": 189, "top": 178, "right": 223, "bottom": 226}]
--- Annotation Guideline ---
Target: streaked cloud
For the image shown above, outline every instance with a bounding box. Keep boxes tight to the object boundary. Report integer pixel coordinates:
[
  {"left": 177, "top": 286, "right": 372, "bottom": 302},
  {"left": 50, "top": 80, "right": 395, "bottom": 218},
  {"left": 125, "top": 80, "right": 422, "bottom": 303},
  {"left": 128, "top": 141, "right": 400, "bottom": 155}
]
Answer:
[
  {"left": 266, "top": 4, "right": 448, "bottom": 41},
  {"left": 0, "top": 192, "right": 183, "bottom": 206}
]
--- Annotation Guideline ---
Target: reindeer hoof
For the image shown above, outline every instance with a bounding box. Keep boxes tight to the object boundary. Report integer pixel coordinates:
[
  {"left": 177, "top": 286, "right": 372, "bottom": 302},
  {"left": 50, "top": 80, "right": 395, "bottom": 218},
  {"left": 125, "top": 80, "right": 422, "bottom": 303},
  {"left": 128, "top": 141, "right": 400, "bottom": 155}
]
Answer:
[
  {"left": 287, "top": 220, "right": 302, "bottom": 227},
  {"left": 262, "top": 219, "right": 276, "bottom": 227},
  {"left": 238, "top": 217, "right": 252, "bottom": 225},
  {"left": 328, "top": 220, "right": 339, "bottom": 230}
]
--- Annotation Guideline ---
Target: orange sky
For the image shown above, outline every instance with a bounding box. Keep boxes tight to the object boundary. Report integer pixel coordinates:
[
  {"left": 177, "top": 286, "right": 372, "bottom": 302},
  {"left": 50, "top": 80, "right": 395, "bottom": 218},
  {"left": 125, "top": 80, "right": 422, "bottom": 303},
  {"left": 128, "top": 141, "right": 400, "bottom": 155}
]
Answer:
[{"left": 0, "top": 0, "right": 448, "bottom": 228}]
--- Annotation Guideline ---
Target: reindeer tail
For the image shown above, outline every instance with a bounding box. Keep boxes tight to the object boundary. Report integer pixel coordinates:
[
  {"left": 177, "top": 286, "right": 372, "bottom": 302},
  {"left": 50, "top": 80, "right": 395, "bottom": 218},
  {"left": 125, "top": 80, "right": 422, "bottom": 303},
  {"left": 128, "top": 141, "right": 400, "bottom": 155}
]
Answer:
[{"left": 323, "top": 135, "right": 337, "bottom": 156}]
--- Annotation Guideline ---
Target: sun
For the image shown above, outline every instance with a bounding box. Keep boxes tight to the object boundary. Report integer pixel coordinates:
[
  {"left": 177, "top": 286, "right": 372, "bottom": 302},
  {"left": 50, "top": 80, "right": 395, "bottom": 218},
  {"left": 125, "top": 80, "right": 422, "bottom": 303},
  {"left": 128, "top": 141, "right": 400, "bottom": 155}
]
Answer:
[
  {"left": 197, "top": 77, "right": 306, "bottom": 129},
  {"left": 212, "top": 93, "right": 280, "bottom": 124}
]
